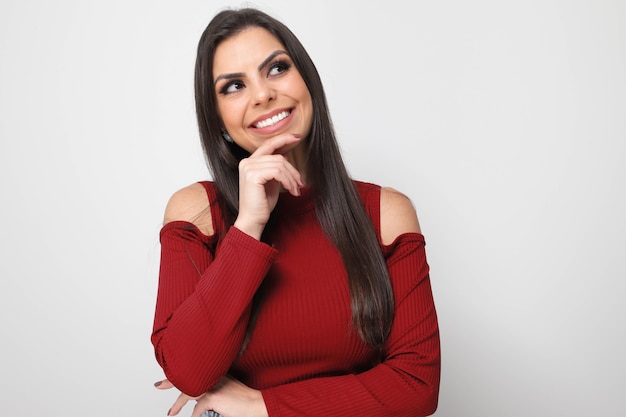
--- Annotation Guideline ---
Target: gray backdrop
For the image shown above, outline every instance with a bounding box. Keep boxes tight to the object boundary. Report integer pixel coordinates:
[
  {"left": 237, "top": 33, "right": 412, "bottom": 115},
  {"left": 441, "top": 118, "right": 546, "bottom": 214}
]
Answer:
[{"left": 1, "top": 0, "right": 624, "bottom": 415}]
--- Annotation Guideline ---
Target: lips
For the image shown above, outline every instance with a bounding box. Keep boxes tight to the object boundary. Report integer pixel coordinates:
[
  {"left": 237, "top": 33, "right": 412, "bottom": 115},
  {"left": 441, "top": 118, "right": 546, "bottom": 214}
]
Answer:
[{"left": 252, "top": 110, "right": 292, "bottom": 128}]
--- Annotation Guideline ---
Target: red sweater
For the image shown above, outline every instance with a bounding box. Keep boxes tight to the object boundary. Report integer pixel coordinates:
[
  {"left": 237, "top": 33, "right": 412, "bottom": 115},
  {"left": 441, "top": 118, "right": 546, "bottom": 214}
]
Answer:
[{"left": 152, "top": 181, "right": 440, "bottom": 416}]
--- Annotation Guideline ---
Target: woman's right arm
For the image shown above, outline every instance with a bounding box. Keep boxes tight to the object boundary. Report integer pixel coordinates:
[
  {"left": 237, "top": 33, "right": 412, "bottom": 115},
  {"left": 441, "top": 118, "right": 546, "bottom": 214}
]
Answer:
[
  {"left": 152, "top": 133, "right": 303, "bottom": 398},
  {"left": 151, "top": 183, "right": 277, "bottom": 397}
]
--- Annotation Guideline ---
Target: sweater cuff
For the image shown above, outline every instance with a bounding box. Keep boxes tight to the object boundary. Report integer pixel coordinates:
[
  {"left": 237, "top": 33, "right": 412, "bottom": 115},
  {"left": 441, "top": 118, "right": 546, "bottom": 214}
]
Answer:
[
  {"left": 261, "top": 389, "right": 280, "bottom": 417},
  {"left": 224, "top": 226, "right": 277, "bottom": 261}
]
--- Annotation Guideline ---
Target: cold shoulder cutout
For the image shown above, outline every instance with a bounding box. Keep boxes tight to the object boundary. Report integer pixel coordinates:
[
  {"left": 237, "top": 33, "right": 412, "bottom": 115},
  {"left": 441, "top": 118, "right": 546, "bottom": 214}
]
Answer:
[
  {"left": 379, "top": 186, "right": 422, "bottom": 246},
  {"left": 163, "top": 182, "right": 214, "bottom": 237}
]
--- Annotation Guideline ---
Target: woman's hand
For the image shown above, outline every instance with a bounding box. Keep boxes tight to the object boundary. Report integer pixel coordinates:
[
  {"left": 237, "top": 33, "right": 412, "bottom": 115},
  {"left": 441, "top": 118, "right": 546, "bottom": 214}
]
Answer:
[
  {"left": 234, "top": 133, "right": 304, "bottom": 240},
  {"left": 192, "top": 375, "right": 268, "bottom": 417},
  {"left": 154, "top": 376, "right": 268, "bottom": 417}
]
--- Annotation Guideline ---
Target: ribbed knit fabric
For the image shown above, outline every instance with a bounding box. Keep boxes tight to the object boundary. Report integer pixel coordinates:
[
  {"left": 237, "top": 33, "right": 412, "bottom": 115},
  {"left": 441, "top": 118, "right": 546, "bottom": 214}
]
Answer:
[{"left": 151, "top": 181, "right": 440, "bottom": 416}]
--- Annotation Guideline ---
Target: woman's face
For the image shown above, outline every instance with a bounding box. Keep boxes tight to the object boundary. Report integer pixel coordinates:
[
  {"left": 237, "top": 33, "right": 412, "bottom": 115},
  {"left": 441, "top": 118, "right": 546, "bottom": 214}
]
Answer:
[{"left": 212, "top": 27, "right": 313, "bottom": 155}]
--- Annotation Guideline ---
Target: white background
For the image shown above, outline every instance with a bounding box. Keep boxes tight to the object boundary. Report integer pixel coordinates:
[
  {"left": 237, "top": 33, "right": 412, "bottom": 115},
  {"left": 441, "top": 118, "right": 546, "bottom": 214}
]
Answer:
[{"left": 1, "top": 0, "right": 624, "bottom": 416}]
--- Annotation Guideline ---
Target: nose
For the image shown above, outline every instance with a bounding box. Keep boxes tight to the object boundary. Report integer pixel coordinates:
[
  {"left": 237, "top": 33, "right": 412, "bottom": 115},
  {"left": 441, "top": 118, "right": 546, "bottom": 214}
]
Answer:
[{"left": 251, "top": 80, "right": 276, "bottom": 106}]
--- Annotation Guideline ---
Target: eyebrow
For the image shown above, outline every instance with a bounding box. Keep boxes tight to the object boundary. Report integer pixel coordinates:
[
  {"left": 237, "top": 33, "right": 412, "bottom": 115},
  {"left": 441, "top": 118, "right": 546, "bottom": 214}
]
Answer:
[{"left": 214, "top": 50, "right": 289, "bottom": 84}]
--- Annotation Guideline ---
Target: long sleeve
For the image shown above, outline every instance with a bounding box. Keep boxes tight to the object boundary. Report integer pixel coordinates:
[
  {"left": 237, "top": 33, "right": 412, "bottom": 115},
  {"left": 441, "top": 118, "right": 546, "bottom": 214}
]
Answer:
[
  {"left": 260, "top": 233, "right": 440, "bottom": 417},
  {"left": 151, "top": 222, "right": 277, "bottom": 397}
]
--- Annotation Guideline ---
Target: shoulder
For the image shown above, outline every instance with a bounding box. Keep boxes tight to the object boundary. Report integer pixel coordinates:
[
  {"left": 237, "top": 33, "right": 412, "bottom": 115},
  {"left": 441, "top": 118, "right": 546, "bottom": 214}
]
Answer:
[
  {"left": 379, "top": 187, "right": 421, "bottom": 245},
  {"left": 163, "top": 182, "right": 214, "bottom": 236}
]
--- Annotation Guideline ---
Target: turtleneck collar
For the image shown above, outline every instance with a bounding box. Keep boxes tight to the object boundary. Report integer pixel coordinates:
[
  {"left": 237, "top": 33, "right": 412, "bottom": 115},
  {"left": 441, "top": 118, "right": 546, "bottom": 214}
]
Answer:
[{"left": 275, "top": 186, "right": 315, "bottom": 214}]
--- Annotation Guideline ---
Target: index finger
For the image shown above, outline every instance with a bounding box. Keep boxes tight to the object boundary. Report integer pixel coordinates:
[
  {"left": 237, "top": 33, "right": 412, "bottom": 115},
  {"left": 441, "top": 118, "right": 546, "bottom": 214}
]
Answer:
[{"left": 251, "top": 133, "right": 302, "bottom": 157}]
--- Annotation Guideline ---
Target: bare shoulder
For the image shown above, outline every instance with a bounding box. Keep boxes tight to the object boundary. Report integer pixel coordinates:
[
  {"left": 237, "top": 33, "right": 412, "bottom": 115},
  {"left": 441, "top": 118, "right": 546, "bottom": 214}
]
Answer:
[
  {"left": 163, "top": 182, "right": 213, "bottom": 236},
  {"left": 379, "top": 187, "right": 421, "bottom": 245}
]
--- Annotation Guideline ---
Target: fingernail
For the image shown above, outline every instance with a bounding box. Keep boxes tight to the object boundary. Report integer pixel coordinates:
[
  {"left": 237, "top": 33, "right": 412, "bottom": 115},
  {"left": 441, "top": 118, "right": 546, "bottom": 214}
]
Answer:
[
  {"left": 292, "top": 133, "right": 302, "bottom": 139},
  {"left": 154, "top": 380, "right": 162, "bottom": 387},
  {"left": 167, "top": 408, "right": 172, "bottom": 416}
]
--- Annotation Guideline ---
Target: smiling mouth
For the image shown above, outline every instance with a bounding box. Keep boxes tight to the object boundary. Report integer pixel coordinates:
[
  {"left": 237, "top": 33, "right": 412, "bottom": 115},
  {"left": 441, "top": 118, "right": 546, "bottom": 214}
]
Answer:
[{"left": 253, "top": 110, "right": 291, "bottom": 128}]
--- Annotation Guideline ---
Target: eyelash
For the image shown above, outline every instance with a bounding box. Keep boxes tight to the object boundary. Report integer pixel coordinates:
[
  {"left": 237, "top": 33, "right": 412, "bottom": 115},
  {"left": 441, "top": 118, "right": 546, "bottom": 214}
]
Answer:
[
  {"left": 218, "top": 59, "right": 293, "bottom": 95},
  {"left": 268, "top": 59, "right": 292, "bottom": 75},
  {"left": 219, "top": 81, "right": 244, "bottom": 95}
]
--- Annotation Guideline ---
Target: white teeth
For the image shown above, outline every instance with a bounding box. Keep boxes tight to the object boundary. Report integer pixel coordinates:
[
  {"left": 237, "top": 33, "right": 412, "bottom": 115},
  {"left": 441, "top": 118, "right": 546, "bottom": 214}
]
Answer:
[{"left": 255, "top": 110, "right": 290, "bottom": 128}]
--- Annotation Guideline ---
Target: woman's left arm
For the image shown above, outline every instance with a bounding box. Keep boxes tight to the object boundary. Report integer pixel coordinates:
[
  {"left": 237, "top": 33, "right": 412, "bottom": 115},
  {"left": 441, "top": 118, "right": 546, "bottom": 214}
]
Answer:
[{"left": 259, "top": 188, "right": 440, "bottom": 416}]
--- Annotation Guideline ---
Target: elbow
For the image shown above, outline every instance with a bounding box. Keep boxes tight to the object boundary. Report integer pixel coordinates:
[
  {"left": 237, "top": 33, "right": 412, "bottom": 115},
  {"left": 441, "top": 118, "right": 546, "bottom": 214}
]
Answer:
[
  {"left": 155, "top": 351, "right": 214, "bottom": 397},
  {"left": 422, "top": 370, "right": 441, "bottom": 416},
  {"left": 411, "top": 381, "right": 439, "bottom": 417},
  {"left": 423, "top": 363, "right": 441, "bottom": 415},
  {"left": 423, "top": 389, "right": 439, "bottom": 416},
  {"left": 408, "top": 364, "right": 440, "bottom": 416},
  {"left": 405, "top": 384, "right": 439, "bottom": 417},
  {"left": 152, "top": 336, "right": 219, "bottom": 398},
  {"left": 393, "top": 384, "right": 439, "bottom": 417}
]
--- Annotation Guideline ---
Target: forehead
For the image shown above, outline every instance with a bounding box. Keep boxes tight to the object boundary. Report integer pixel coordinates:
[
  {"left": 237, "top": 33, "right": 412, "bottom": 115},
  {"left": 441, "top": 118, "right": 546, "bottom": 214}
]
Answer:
[{"left": 213, "top": 27, "right": 285, "bottom": 73}]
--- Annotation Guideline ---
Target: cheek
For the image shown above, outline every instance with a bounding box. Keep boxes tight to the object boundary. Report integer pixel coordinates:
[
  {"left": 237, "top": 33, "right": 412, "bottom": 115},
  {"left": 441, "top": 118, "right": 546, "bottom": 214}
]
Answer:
[
  {"left": 296, "top": 79, "right": 311, "bottom": 101},
  {"left": 218, "top": 100, "right": 244, "bottom": 130},
  {"left": 289, "top": 78, "right": 312, "bottom": 112},
  {"left": 300, "top": 90, "right": 313, "bottom": 122}
]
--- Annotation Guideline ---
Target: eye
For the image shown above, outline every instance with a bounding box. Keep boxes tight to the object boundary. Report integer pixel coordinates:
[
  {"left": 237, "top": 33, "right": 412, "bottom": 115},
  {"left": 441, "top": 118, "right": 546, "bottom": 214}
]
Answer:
[
  {"left": 268, "top": 60, "right": 292, "bottom": 77},
  {"left": 220, "top": 80, "right": 245, "bottom": 95}
]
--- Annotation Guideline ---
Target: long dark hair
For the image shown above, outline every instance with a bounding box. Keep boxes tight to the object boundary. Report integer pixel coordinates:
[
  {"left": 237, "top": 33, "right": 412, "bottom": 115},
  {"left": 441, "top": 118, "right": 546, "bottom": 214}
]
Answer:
[{"left": 194, "top": 7, "right": 393, "bottom": 348}]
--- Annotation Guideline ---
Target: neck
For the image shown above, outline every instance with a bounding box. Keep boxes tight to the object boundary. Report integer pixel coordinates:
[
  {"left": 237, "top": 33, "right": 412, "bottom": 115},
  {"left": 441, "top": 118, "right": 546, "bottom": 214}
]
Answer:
[{"left": 284, "top": 142, "right": 308, "bottom": 185}]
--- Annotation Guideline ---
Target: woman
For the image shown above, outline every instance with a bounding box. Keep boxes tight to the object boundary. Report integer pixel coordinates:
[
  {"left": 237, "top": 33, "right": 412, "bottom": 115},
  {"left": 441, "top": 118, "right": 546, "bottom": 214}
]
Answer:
[{"left": 152, "top": 7, "right": 440, "bottom": 417}]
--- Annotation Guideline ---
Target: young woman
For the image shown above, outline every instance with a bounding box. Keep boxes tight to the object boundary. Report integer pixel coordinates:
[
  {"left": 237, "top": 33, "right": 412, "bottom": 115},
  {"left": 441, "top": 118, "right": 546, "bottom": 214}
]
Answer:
[{"left": 152, "top": 7, "right": 440, "bottom": 417}]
